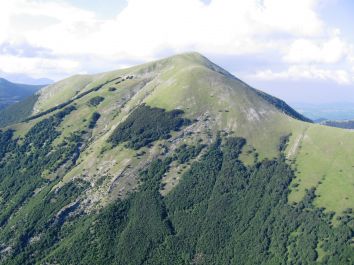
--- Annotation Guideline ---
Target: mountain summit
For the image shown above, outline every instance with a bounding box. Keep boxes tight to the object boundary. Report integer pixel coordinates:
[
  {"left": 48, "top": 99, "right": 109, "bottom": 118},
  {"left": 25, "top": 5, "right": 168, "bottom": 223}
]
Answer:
[{"left": 0, "top": 53, "right": 352, "bottom": 264}]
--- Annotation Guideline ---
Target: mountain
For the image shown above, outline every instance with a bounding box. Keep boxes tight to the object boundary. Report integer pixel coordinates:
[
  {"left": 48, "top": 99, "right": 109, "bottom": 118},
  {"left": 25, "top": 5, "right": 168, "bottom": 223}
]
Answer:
[
  {"left": 0, "top": 78, "right": 45, "bottom": 109},
  {"left": 0, "top": 53, "right": 352, "bottom": 264},
  {"left": 0, "top": 71, "right": 53, "bottom": 85},
  {"left": 320, "top": 119, "right": 354, "bottom": 129}
]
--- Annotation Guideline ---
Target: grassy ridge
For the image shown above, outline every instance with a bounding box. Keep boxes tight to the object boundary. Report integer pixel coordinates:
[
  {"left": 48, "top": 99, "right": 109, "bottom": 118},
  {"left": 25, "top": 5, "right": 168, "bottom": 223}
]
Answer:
[
  {"left": 7, "top": 53, "right": 354, "bottom": 214},
  {"left": 0, "top": 48, "right": 352, "bottom": 263},
  {"left": 287, "top": 124, "right": 354, "bottom": 216},
  {"left": 2, "top": 52, "right": 353, "bottom": 221}
]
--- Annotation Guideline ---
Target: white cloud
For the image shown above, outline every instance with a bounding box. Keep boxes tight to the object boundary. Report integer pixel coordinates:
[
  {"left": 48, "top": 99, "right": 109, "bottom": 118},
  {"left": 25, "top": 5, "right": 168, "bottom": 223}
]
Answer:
[
  {"left": 70, "top": 0, "right": 325, "bottom": 58},
  {"left": 0, "top": 0, "right": 352, "bottom": 84},
  {"left": 254, "top": 0, "right": 323, "bottom": 36},
  {"left": 250, "top": 65, "right": 352, "bottom": 85},
  {"left": 283, "top": 37, "right": 348, "bottom": 64},
  {"left": 0, "top": 54, "right": 80, "bottom": 80}
]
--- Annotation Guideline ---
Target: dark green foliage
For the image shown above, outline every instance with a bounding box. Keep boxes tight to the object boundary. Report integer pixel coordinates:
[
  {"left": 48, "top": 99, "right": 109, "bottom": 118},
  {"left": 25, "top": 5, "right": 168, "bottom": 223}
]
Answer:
[
  {"left": 43, "top": 158, "right": 173, "bottom": 265},
  {"left": 36, "top": 136, "right": 353, "bottom": 265},
  {"left": 278, "top": 133, "right": 291, "bottom": 152},
  {"left": 109, "top": 105, "right": 191, "bottom": 149},
  {"left": 108, "top": 87, "right": 117, "bottom": 92},
  {"left": 4, "top": 179, "right": 89, "bottom": 265},
  {"left": 0, "top": 94, "right": 39, "bottom": 127},
  {"left": 0, "top": 129, "right": 15, "bottom": 160},
  {"left": 88, "top": 112, "right": 101, "bottom": 129},
  {"left": 0, "top": 105, "right": 80, "bottom": 237},
  {"left": 88, "top": 96, "right": 104, "bottom": 107},
  {"left": 0, "top": 105, "right": 91, "bottom": 265},
  {"left": 173, "top": 143, "right": 206, "bottom": 164},
  {"left": 1, "top": 135, "right": 353, "bottom": 264}
]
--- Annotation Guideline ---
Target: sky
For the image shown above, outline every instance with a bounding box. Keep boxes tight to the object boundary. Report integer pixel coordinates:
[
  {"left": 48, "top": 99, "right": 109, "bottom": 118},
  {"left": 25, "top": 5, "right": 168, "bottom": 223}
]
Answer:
[{"left": 0, "top": 0, "right": 353, "bottom": 103}]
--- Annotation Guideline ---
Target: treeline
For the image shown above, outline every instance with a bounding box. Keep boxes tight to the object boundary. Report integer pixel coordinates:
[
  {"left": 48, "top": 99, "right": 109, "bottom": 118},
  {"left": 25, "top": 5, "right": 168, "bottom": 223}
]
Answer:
[
  {"left": 12, "top": 136, "right": 351, "bottom": 265},
  {"left": 23, "top": 77, "right": 120, "bottom": 123},
  {"left": 173, "top": 143, "right": 206, "bottom": 164},
  {"left": 0, "top": 105, "right": 91, "bottom": 264},
  {"left": 88, "top": 112, "right": 101, "bottom": 129},
  {"left": 109, "top": 104, "right": 191, "bottom": 149}
]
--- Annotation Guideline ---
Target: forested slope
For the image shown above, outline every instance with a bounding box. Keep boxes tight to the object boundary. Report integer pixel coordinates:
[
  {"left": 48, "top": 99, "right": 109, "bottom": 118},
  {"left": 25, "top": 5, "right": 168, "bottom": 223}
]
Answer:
[{"left": 0, "top": 52, "right": 352, "bottom": 264}]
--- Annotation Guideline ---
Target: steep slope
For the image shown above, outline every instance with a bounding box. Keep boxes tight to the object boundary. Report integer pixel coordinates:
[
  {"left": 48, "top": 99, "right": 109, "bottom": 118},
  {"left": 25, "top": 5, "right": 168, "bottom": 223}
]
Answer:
[
  {"left": 5, "top": 51, "right": 353, "bottom": 217},
  {"left": 0, "top": 52, "right": 352, "bottom": 264}
]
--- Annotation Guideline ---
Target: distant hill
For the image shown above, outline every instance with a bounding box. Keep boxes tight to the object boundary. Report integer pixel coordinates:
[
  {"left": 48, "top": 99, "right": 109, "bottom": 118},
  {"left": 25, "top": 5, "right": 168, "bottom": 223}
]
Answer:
[
  {"left": 0, "top": 78, "right": 45, "bottom": 109},
  {"left": 0, "top": 94, "right": 39, "bottom": 127},
  {"left": 321, "top": 119, "right": 354, "bottom": 129}
]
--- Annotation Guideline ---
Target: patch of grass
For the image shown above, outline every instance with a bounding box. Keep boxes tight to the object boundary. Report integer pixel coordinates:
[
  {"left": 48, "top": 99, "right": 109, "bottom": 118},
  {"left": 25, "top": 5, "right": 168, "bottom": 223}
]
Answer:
[
  {"left": 34, "top": 75, "right": 94, "bottom": 113},
  {"left": 287, "top": 124, "right": 354, "bottom": 215}
]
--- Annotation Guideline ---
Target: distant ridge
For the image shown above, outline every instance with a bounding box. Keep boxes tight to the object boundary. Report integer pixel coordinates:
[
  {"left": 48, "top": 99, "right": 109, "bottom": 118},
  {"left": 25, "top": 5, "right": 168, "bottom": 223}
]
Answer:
[{"left": 0, "top": 77, "right": 45, "bottom": 109}]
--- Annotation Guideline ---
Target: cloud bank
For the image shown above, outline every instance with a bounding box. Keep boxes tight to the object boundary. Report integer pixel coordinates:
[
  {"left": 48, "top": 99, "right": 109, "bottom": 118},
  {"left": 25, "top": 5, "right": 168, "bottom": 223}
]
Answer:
[{"left": 0, "top": 0, "right": 353, "bottom": 90}]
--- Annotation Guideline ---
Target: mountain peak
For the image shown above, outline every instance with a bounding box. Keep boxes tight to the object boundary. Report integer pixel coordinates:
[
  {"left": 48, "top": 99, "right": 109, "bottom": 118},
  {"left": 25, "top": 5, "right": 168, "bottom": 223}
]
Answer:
[
  {"left": 1, "top": 53, "right": 351, "bottom": 218},
  {"left": 168, "top": 51, "right": 208, "bottom": 64},
  {"left": 0, "top": 52, "right": 353, "bottom": 264},
  {"left": 23, "top": 53, "right": 309, "bottom": 162}
]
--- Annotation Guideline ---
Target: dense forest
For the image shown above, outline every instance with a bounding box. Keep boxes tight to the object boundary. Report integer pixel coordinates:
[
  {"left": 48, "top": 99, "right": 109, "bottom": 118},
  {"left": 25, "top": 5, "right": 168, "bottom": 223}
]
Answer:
[
  {"left": 109, "top": 104, "right": 191, "bottom": 149},
  {"left": 45, "top": 137, "right": 352, "bottom": 265},
  {"left": 0, "top": 105, "right": 90, "bottom": 264},
  {"left": 0, "top": 103, "right": 352, "bottom": 264}
]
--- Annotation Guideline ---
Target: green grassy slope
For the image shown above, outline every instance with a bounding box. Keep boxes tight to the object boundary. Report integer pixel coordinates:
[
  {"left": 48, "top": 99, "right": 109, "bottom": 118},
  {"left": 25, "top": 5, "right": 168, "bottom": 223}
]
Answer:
[
  {"left": 286, "top": 123, "right": 354, "bottom": 215},
  {"left": 0, "top": 52, "right": 353, "bottom": 264},
  {"left": 4, "top": 52, "right": 354, "bottom": 217}
]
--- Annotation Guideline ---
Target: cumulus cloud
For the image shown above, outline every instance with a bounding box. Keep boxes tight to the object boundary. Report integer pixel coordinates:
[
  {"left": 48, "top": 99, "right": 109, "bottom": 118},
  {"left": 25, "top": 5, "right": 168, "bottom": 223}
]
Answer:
[
  {"left": 283, "top": 37, "right": 348, "bottom": 64},
  {"left": 250, "top": 65, "right": 352, "bottom": 85},
  {"left": 0, "top": 54, "right": 80, "bottom": 80},
  {"left": 0, "top": 0, "right": 353, "bottom": 84}
]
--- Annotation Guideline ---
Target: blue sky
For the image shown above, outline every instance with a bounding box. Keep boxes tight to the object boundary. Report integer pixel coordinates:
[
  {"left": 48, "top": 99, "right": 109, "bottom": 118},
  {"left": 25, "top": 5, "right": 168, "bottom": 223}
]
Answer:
[{"left": 0, "top": 0, "right": 353, "bottom": 103}]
